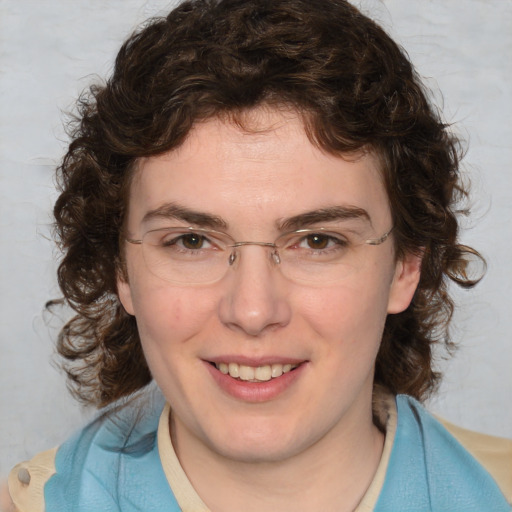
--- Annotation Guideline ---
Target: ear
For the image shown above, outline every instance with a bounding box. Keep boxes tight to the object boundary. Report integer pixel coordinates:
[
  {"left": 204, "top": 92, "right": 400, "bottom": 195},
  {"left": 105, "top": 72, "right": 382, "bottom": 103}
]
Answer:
[
  {"left": 117, "top": 273, "right": 136, "bottom": 316},
  {"left": 387, "top": 251, "right": 422, "bottom": 314}
]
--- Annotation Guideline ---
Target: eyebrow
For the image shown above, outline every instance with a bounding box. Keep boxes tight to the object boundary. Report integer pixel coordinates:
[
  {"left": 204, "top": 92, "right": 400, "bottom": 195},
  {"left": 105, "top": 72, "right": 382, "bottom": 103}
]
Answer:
[
  {"left": 277, "top": 206, "right": 371, "bottom": 231},
  {"left": 142, "top": 203, "right": 228, "bottom": 230},
  {"left": 142, "top": 203, "right": 371, "bottom": 232}
]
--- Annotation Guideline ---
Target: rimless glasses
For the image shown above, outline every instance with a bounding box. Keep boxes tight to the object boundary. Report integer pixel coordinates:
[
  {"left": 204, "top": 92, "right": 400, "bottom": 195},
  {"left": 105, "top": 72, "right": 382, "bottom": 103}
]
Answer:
[{"left": 125, "top": 225, "right": 393, "bottom": 286}]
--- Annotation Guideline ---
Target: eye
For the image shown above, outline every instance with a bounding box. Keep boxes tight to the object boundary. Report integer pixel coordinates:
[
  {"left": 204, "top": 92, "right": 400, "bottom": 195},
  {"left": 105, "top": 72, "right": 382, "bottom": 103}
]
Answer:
[
  {"left": 297, "top": 232, "right": 348, "bottom": 251},
  {"left": 161, "top": 232, "right": 214, "bottom": 250},
  {"left": 179, "top": 233, "right": 207, "bottom": 250},
  {"left": 303, "top": 234, "right": 331, "bottom": 250}
]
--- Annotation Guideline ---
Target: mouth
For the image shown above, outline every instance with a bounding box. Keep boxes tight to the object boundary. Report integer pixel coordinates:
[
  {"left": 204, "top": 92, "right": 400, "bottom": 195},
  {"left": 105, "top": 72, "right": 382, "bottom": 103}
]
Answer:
[
  {"left": 212, "top": 362, "right": 300, "bottom": 382},
  {"left": 205, "top": 358, "right": 307, "bottom": 402}
]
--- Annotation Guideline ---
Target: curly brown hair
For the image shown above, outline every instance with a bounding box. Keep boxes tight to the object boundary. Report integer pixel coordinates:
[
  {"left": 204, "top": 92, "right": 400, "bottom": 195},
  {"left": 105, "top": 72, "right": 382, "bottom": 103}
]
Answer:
[{"left": 53, "top": 0, "right": 482, "bottom": 407}]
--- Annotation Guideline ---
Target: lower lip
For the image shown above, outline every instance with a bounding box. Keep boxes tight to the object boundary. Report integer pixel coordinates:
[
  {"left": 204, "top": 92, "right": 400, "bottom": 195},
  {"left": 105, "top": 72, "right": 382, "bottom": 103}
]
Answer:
[{"left": 204, "top": 362, "right": 307, "bottom": 403}]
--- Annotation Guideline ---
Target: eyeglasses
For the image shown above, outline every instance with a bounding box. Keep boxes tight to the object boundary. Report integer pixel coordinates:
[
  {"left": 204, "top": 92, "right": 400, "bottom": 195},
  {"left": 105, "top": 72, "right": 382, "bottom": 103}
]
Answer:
[{"left": 125, "top": 225, "right": 393, "bottom": 286}]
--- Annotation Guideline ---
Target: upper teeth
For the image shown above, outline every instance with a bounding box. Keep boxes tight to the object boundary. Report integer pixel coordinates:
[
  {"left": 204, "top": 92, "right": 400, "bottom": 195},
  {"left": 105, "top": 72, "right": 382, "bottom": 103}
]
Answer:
[{"left": 215, "top": 362, "right": 298, "bottom": 381}]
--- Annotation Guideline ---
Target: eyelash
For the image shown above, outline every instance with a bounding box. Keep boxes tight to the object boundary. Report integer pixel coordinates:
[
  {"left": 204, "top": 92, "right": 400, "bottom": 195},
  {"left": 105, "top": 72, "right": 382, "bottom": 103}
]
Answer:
[
  {"left": 160, "top": 232, "right": 351, "bottom": 251},
  {"left": 290, "top": 233, "right": 349, "bottom": 252},
  {"left": 162, "top": 234, "right": 215, "bottom": 251}
]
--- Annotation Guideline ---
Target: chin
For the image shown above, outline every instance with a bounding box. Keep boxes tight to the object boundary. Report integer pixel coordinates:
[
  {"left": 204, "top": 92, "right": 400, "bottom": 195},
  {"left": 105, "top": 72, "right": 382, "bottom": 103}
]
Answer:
[
  {"left": 202, "top": 417, "right": 316, "bottom": 464},
  {"left": 212, "top": 439, "right": 302, "bottom": 465}
]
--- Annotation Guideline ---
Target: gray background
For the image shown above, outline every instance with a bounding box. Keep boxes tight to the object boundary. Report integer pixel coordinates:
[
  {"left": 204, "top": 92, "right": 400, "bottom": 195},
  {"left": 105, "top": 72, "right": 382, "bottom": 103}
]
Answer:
[{"left": 1, "top": 0, "right": 511, "bottom": 477}]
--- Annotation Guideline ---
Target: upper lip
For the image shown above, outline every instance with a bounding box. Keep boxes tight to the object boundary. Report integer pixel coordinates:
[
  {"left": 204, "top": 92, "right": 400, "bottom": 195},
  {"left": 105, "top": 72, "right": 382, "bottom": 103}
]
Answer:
[{"left": 205, "top": 355, "right": 307, "bottom": 366}]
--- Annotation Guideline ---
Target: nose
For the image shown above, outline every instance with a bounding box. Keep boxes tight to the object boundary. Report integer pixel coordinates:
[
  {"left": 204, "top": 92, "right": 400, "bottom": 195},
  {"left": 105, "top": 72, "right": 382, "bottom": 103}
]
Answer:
[{"left": 218, "top": 245, "right": 292, "bottom": 337}]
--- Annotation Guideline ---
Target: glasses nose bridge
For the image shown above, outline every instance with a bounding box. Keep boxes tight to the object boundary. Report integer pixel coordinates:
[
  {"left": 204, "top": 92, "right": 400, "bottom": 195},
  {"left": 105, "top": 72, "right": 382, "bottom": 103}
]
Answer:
[{"left": 228, "top": 240, "right": 281, "bottom": 266}]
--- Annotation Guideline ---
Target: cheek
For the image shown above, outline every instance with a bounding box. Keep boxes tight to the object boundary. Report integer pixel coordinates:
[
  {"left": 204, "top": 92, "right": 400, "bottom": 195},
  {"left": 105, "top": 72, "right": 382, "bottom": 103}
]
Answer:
[
  {"left": 129, "top": 283, "right": 218, "bottom": 352},
  {"left": 296, "top": 283, "right": 390, "bottom": 402},
  {"left": 298, "top": 279, "right": 391, "bottom": 348}
]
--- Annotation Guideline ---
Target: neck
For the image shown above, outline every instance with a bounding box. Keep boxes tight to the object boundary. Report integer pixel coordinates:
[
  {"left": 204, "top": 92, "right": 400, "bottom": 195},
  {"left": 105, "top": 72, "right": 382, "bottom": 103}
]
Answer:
[{"left": 170, "top": 400, "right": 385, "bottom": 512}]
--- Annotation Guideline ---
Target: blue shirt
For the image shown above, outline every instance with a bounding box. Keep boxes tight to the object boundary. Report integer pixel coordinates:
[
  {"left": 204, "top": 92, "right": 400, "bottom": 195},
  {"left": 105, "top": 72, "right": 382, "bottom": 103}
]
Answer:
[{"left": 42, "top": 394, "right": 510, "bottom": 511}]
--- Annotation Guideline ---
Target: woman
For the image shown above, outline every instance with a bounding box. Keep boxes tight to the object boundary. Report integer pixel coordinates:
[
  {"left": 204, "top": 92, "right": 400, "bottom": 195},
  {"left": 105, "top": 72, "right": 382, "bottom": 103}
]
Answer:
[{"left": 7, "top": 0, "right": 511, "bottom": 510}]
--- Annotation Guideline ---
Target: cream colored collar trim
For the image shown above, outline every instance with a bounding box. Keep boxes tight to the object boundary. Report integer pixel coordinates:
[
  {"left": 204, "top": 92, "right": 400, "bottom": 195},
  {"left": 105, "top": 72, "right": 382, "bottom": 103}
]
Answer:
[
  {"left": 355, "top": 394, "right": 398, "bottom": 511},
  {"left": 157, "top": 403, "right": 210, "bottom": 511},
  {"left": 157, "top": 395, "right": 398, "bottom": 512}
]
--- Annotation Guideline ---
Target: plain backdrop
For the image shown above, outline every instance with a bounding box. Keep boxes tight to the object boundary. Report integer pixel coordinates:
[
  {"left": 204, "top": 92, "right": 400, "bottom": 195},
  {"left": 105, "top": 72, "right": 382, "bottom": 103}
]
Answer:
[{"left": 1, "top": 0, "right": 511, "bottom": 477}]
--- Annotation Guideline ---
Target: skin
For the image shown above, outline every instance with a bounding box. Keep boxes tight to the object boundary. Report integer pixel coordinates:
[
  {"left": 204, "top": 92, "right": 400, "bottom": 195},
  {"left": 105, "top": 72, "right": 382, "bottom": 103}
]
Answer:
[{"left": 118, "top": 107, "right": 421, "bottom": 511}]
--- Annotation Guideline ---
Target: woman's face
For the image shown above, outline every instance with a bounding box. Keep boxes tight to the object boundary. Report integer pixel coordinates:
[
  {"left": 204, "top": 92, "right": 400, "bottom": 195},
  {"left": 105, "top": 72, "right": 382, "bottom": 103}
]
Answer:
[{"left": 118, "top": 107, "right": 420, "bottom": 464}]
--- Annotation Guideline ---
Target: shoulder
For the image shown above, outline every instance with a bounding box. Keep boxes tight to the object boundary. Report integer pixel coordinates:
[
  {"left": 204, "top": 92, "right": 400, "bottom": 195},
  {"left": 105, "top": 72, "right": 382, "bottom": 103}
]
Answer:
[
  {"left": 7, "top": 407, "right": 137, "bottom": 512},
  {"left": 7, "top": 448, "right": 57, "bottom": 512},
  {"left": 7, "top": 389, "right": 180, "bottom": 512},
  {"left": 376, "top": 395, "right": 511, "bottom": 511},
  {"left": 439, "top": 416, "right": 512, "bottom": 505}
]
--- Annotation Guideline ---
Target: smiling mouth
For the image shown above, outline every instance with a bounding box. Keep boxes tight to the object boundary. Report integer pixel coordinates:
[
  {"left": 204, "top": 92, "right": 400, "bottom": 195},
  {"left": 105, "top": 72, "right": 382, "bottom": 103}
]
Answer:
[{"left": 213, "top": 362, "right": 300, "bottom": 382}]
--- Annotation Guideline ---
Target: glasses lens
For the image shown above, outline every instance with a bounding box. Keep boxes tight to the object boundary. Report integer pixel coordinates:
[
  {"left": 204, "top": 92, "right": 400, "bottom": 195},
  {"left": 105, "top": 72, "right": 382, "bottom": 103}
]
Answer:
[
  {"left": 142, "top": 228, "right": 230, "bottom": 284},
  {"left": 274, "top": 228, "right": 377, "bottom": 285}
]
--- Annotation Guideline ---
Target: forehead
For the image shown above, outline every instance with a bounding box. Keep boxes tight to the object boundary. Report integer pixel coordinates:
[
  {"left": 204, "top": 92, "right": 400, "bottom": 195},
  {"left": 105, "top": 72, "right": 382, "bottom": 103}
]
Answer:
[{"left": 127, "top": 108, "right": 391, "bottom": 232}]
